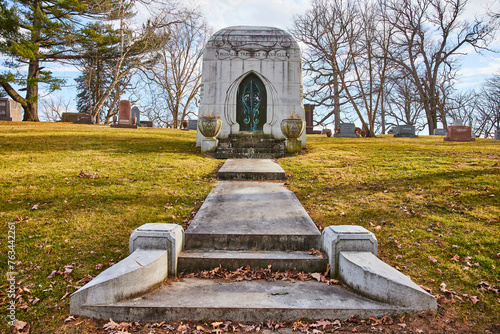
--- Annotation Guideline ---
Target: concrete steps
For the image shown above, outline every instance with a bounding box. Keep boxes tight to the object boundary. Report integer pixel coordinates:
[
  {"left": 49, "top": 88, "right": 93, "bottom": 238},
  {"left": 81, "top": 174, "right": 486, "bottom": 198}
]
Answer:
[
  {"left": 215, "top": 133, "right": 285, "bottom": 159},
  {"left": 178, "top": 250, "right": 328, "bottom": 273},
  {"left": 177, "top": 161, "right": 324, "bottom": 274},
  {"left": 70, "top": 159, "right": 437, "bottom": 322}
]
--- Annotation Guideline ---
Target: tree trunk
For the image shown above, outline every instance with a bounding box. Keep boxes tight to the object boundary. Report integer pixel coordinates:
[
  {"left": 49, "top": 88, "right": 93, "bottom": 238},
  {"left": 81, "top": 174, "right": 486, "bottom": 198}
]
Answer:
[
  {"left": 333, "top": 73, "right": 341, "bottom": 130},
  {"left": 23, "top": 60, "right": 40, "bottom": 122}
]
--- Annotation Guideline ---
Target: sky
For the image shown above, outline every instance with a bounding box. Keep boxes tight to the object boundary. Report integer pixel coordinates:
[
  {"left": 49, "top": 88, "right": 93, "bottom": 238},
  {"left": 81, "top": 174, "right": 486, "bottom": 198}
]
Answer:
[{"left": 44, "top": 0, "right": 500, "bottom": 114}]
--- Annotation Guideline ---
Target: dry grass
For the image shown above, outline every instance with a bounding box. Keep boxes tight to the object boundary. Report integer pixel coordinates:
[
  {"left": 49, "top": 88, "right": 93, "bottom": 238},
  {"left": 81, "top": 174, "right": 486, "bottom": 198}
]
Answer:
[{"left": 0, "top": 123, "right": 498, "bottom": 333}]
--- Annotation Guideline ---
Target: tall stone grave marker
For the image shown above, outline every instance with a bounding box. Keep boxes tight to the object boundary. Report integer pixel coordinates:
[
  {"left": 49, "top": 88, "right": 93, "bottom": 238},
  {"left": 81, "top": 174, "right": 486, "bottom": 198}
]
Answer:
[
  {"left": 111, "top": 100, "right": 138, "bottom": 129},
  {"left": 196, "top": 26, "right": 305, "bottom": 148},
  {"left": 334, "top": 123, "right": 359, "bottom": 138},
  {"left": 0, "top": 98, "right": 22, "bottom": 121},
  {"left": 494, "top": 129, "right": 499, "bottom": 141}
]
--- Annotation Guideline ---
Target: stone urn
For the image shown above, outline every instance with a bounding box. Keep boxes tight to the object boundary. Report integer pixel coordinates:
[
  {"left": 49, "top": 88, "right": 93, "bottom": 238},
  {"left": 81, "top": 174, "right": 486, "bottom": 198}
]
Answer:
[
  {"left": 281, "top": 118, "right": 306, "bottom": 139},
  {"left": 198, "top": 116, "right": 222, "bottom": 138},
  {"left": 181, "top": 120, "right": 189, "bottom": 129}
]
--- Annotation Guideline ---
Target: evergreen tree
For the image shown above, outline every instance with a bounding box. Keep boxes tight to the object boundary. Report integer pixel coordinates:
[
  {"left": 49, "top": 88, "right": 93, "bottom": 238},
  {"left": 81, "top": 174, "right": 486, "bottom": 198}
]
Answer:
[{"left": 0, "top": 0, "right": 110, "bottom": 121}]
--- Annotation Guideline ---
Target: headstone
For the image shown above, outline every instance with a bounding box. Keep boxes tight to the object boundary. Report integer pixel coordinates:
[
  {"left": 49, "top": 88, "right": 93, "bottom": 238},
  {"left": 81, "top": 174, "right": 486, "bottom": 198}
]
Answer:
[
  {"left": 495, "top": 129, "right": 500, "bottom": 141},
  {"left": 196, "top": 26, "right": 305, "bottom": 148},
  {"left": 334, "top": 123, "right": 359, "bottom": 138},
  {"left": 305, "top": 104, "right": 320, "bottom": 134},
  {"left": 394, "top": 125, "right": 418, "bottom": 138},
  {"left": 0, "top": 98, "right": 23, "bottom": 121},
  {"left": 188, "top": 120, "right": 198, "bottom": 130},
  {"left": 119, "top": 100, "right": 131, "bottom": 125},
  {"left": 131, "top": 107, "right": 141, "bottom": 125},
  {"left": 433, "top": 128, "right": 447, "bottom": 136},
  {"left": 110, "top": 100, "right": 138, "bottom": 128},
  {"left": 74, "top": 114, "right": 92, "bottom": 124},
  {"left": 444, "top": 126, "right": 475, "bottom": 142}
]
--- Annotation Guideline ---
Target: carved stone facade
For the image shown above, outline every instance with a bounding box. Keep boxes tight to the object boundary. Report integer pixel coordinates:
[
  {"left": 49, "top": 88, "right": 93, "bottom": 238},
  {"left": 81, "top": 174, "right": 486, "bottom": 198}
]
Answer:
[{"left": 196, "top": 26, "right": 305, "bottom": 147}]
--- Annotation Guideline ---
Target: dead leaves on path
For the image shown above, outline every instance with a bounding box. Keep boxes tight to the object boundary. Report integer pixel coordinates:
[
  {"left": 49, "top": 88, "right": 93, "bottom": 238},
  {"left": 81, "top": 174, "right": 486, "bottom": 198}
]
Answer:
[{"left": 179, "top": 264, "right": 340, "bottom": 286}]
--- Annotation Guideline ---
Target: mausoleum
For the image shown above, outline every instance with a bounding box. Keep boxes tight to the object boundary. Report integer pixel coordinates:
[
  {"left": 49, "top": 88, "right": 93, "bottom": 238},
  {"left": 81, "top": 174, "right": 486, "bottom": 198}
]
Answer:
[{"left": 196, "top": 26, "right": 306, "bottom": 154}]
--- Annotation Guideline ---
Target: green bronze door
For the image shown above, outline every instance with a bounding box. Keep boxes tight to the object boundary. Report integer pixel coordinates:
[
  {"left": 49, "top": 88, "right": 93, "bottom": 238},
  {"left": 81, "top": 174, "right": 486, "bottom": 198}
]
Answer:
[{"left": 237, "top": 74, "right": 266, "bottom": 132}]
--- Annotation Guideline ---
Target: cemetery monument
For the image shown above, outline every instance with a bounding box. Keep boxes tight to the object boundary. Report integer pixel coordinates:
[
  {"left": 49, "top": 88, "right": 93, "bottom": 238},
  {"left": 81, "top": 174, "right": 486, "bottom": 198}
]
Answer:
[
  {"left": 0, "top": 98, "right": 22, "bottom": 122},
  {"left": 444, "top": 120, "right": 474, "bottom": 142},
  {"left": 334, "top": 123, "right": 359, "bottom": 138},
  {"left": 393, "top": 125, "right": 418, "bottom": 138},
  {"left": 196, "top": 26, "right": 305, "bottom": 156},
  {"left": 111, "top": 100, "right": 138, "bottom": 129}
]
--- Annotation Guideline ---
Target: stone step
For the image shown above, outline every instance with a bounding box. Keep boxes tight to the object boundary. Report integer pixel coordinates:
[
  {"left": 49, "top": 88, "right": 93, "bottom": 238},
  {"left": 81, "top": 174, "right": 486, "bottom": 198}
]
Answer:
[
  {"left": 215, "top": 152, "right": 285, "bottom": 159},
  {"left": 184, "top": 232, "right": 321, "bottom": 251},
  {"left": 78, "top": 279, "right": 408, "bottom": 322},
  {"left": 184, "top": 181, "right": 321, "bottom": 251},
  {"left": 177, "top": 250, "right": 328, "bottom": 273},
  {"left": 218, "top": 142, "right": 284, "bottom": 149},
  {"left": 217, "top": 159, "right": 286, "bottom": 181}
]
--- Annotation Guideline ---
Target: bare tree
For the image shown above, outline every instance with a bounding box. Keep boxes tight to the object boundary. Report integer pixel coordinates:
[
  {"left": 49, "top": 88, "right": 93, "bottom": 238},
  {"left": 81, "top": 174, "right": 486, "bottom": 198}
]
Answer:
[
  {"left": 473, "top": 74, "right": 500, "bottom": 137},
  {"left": 139, "top": 14, "right": 209, "bottom": 128},
  {"left": 77, "top": 0, "right": 190, "bottom": 124},
  {"left": 383, "top": 0, "right": 497, "bottom": 134},
  {"left": 39, "top": 96, "right": 72, "bottom": 122},
  {"left": 293, "top": 0, "right": 393, "bottom": 136},
  {"left": 384, "top": 74, "right": 426, "bottom": 129},
  {"left": 292, "top": 0, "right": 352, "bottom": 130}
]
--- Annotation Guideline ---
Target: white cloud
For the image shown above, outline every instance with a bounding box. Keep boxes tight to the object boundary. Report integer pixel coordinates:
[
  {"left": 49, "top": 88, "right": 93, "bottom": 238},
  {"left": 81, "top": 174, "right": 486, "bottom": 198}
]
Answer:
[{"left": 195, "top": 0, "right": 311, "bottom": 32}]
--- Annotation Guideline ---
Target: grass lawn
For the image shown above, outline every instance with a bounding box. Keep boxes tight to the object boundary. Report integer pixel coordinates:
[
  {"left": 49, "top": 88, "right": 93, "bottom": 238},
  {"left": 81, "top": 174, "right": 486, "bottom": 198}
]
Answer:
[{"left": 0, "top": 122, "right": 498, "bottom": 333}]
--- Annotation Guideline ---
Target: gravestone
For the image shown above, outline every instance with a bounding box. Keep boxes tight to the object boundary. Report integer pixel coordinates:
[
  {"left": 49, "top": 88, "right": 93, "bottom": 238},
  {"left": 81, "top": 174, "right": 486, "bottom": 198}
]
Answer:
[
  {"left": 444, "top": 125, "right": 475, "bottom": 142},
  {"left": 196, "top": 26, "right": 305, "bottom": 148},
  {"left": 334, "top": 123, "right": 359, "bottom": 138},
  {"left": 131, "top": 106, "right": 141, "bottom": 126},
  {"left": 111, "top": 100, "right": 138, "bottom": 128},
  {"left": 394, "top": 125, "right": 418, "bottom": 138},
  {"left": 188, "top": 120, "right": 198, "bottom": 130},
  {"left": 0, "top": 98, "right": 22, "bottom": 121},
  {"left": 305, "top": 104, "right": 320, "bottom": 134},
  {"left": 495, "top": 129, "right": 500, "bottom": 141},
  {"left": 74, "top": 114, "right": 92, "bottom": 124},
  {"left": 433, "top": 128, "right": 447, "bottom": 136}
]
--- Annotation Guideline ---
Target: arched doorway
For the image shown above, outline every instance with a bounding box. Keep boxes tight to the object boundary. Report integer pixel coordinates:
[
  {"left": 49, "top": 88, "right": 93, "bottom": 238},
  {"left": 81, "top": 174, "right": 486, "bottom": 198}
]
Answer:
[{"left": 236, "top": 73, "right": 267, "bottom": 132}]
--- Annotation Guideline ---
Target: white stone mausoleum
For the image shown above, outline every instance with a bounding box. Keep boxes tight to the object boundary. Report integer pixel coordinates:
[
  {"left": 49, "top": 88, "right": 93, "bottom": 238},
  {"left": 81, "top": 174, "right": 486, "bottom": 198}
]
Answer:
[{"left": 196, "top": 26, "right": 306, "bottom": 148}]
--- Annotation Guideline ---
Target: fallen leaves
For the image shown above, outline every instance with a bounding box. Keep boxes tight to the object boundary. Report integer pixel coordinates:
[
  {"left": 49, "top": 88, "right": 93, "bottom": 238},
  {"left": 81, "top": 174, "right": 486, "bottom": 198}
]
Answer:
[
  {"left": 79, "top": 170, "right": 100, "bottom": 179},
  {"left": 180, "top": 265, "right": 341, "bottom": 286},
  {"left": 428, "top": 256, "right": 438, "bottom": 263}
]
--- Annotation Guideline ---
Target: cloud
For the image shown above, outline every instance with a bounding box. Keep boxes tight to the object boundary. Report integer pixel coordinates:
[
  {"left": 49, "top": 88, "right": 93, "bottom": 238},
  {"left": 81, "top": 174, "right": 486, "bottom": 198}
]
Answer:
[{"left": 196, "top": 0, "right": 312, "bottom": 32}]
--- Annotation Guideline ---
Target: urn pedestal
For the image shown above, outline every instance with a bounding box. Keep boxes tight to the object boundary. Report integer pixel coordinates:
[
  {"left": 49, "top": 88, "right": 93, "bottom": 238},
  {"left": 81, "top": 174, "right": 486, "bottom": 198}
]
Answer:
[
  {"left": 198, "top": 117, "right": 223, "bottom": 154},
  {"left": 281, "top": 119, "right": 305, "bottom": 154}
]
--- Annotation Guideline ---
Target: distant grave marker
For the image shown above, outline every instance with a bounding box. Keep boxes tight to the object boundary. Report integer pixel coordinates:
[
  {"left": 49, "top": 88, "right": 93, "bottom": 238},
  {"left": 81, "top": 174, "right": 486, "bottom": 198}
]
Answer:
[
  {"left": 188, "top": 120, "right": 198, "bottom": 130},
  {"left": 131, "top": 106, "right": 141, "bottom": 126},
  {"left": 495, "top": 129, "right": 500, "bottom": 141},
  {"left": 0, "top": 98, "right": 23, "bottom": 121},
  {"left": 393, "top": 125, "right": 418, "bottom": 138},
  {"left": 334, "top": 123, "right": 359, "bottom": 138},
  {"left": 444, "top": 121, "right": 474, "bottom": 142},
  {"left": 433, "top": 128, "right": 447, "bottom": 136},
  {"left": 111, "top": 100, "right": 138, "bottom": 129}
]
